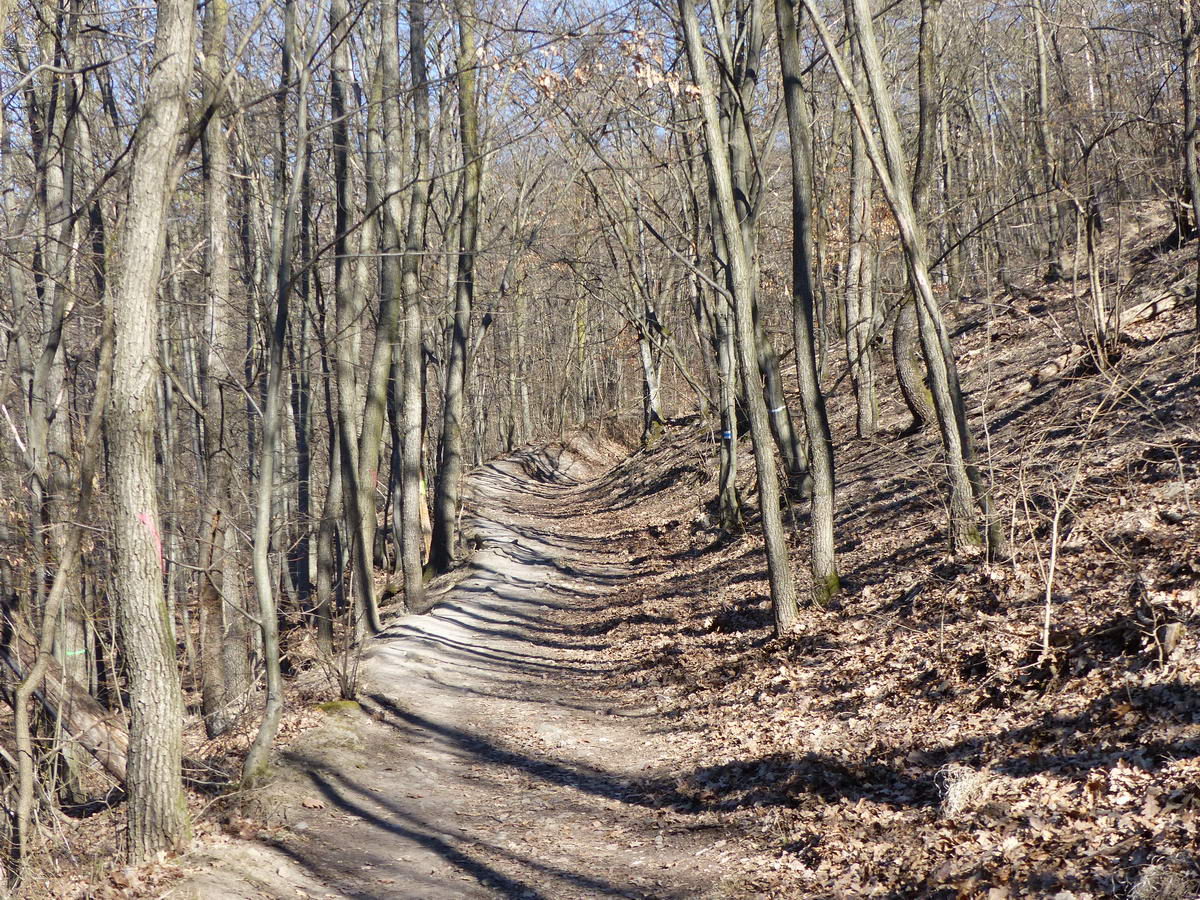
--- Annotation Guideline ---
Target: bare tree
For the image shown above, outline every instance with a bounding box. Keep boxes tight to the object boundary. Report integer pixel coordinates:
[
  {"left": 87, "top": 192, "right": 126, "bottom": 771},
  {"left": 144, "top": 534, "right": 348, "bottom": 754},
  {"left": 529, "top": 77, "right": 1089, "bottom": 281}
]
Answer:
[
  {"left": 802, "top": 0, "right": 1001, "bottom": 555},
  {"left": 244, "top": 0, "right": 311, "bottom": 786},
  {"left": 679, "top": 0, "right": 799, "bottom": 633},
  {"left": 431, "top": 0, "right": 483, "bottom": 573},
  {"left": 106, "top": 0, "right": 195, "bottom": 857},
  {"left": 197, "top": 0, "right": 245, "bottom": 740},
  {"left": 843, "top": 99, "right": 878, "bottom": 438},
  {"left": 775, "top": 0, "right": 840, "bottom": 604},
  {"left": 399, "top": 0, "right": 433, "bottom": 608}
]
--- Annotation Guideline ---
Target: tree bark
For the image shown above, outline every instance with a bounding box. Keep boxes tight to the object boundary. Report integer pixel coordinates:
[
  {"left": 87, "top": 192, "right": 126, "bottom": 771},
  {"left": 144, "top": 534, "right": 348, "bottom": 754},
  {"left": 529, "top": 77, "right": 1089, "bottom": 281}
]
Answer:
[
  {"left": 430, "top": 0, "right": 482, "bottom": 574},
  {"left": 106, "top": 0, "right": 194, "bottom": 857},
  {"left": 328, "top": 0, "right": 377, "bottom": 639},
  {"left": 713, "top": 293, "right": 742, "bottom": 531},
  {"left": 891, "top": 0, "right": 942, "bottom": 436},
  {"left": 315, "top": 0, "right": 358, "bottom": 655},
  {"left": 893, "top": 300, "right": 936, "bottom": 433},
  {"left": 679, "top": 0, "right": 799, "bottom": 634},
  {"left": 707, "top": 0, "right": 809, "bottom": 496},
  {"left": 353, "top": 0, "right": 408, "bottom": 630},
  {"left": 243, "top": 0, "right": 309, "bottom": 786},
  {"left": 1031, "top": 0, "right": 1068, "bottom": 282},
  {"left": 844, "top": 104, "right": 878, "bottom": 438},
  {"left": 399, "top": 0, "right": 432, "bottom": 608},
  {"left": 776, "top": 0, "right": 840, "bottom": 605},
  {"left": 802, "top": 0, "right": 995, "bottom": 555},
  {"left": 197, "top": 0, "right": 240, "bottom": 740}
]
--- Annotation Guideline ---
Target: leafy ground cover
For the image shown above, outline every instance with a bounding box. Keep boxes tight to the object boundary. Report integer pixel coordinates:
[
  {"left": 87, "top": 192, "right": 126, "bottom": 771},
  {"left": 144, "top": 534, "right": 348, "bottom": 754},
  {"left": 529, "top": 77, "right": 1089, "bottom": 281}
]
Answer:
[{"left": 563, "top": 218, "right": 1199, "bottom": 897}]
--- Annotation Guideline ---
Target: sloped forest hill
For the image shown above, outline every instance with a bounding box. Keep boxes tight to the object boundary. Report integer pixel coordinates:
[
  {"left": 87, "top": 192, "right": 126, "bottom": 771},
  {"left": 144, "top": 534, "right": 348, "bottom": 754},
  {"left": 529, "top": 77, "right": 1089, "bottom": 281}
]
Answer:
[
  {"left": 565, "top": 215, "right": 1199, "bottom": 896},
  {"left": 166, "top": 208, "right": 1200, "bottom": 900},
  {"left": 38, "top": 209, "right": 1196, "bottom": 898}
]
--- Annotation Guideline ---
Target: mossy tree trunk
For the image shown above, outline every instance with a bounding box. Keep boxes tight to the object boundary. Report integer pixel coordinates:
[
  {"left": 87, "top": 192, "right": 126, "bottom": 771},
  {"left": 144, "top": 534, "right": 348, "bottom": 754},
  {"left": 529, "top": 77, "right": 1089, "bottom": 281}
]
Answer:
[{"left": 776, "top": 0, "right": 840, "bottom": 605}]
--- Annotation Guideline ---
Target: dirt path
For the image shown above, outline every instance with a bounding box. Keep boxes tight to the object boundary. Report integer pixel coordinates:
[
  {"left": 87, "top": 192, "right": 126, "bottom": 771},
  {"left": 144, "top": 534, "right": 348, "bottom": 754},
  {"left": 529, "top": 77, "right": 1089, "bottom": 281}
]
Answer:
[{"left": 179, "top": 446, "right": 726, "bottom": 900}]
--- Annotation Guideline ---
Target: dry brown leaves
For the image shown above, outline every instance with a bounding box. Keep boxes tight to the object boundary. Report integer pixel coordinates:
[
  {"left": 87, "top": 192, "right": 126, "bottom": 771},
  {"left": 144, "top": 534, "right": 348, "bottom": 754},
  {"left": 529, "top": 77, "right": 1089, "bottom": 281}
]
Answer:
[{"left": 556, "top": 220, "right": 1200, "bottom": 898}]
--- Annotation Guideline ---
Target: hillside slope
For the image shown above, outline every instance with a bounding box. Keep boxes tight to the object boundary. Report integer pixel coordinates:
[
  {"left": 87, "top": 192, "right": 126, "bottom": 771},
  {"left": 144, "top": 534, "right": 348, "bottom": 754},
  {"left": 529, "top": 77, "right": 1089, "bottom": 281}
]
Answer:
[
  {"left": 571, "top": 219, "right": 1199, "bottom": 897},
  {"left": 145, "top": 219, "right": 1196, "bottom": 899}
]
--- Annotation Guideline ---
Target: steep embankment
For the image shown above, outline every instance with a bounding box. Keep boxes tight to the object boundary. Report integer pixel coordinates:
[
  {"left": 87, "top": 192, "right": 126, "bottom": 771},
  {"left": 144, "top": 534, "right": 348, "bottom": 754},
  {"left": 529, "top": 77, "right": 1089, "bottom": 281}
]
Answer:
[{"left": 562, "top": 221, "right": 1200, "bottom": 897}]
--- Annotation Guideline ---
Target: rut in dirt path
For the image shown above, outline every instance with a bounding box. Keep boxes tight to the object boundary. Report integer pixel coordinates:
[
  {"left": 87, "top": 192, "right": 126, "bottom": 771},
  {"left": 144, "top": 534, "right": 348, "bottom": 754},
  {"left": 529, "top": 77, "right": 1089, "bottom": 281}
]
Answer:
[{"left": 187, "top": 445, "right": 727, "bottom": 900}]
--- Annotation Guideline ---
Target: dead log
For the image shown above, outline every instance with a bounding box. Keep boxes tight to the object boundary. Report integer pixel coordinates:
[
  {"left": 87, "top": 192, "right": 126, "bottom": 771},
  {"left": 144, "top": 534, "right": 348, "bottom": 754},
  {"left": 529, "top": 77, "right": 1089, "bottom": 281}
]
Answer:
[
  {"left": 1115, "top": 289, "right": 1183, "bottom": 331},
  {"left": 1014, "top": 283, "right": 1187, "bottom": 396},
  {"left": 1, "top": 615, "right": 128, "bottom": 783}
]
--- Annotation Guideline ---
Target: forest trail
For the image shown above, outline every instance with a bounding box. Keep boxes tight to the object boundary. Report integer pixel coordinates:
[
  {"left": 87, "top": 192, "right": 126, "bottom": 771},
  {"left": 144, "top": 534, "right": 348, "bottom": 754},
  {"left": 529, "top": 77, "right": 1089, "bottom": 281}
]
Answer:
[{"left": 180, "top": 441, "right": 725, "bottom": 899}]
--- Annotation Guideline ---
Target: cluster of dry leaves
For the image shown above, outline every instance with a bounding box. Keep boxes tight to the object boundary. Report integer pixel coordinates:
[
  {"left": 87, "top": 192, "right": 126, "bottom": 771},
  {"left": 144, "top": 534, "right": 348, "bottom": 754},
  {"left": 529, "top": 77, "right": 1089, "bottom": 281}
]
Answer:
[{"left": 561, "top": 220, "right": 1198, "bottom": 897}]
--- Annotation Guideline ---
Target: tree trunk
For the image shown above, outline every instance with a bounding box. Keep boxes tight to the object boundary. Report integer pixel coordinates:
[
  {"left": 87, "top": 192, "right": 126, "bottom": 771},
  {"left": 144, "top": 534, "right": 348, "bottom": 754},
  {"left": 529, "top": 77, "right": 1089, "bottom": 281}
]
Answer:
[
  {"left": 679, "top": 0, "right": 799, "bottom": 634},
  {"left": 776, "top": 0, "right": 840, "bottom": 605},
  {"left": 198, "top": 0, "right": 238, "bottom": 740},
  {"left": 893, "top": 300, "right": 936, "bottom": 434},
  {"left": 316, "top": 0, "right": 358, "bottom": 654},
  {"left": 399, "top": 0, "right": 432, "bottom": 609},
  {"left": 314, "top": 390, "right": 341, "bottom": 655},
  {"left": 685, "top": 124, "right": 741, "bottom": 530},
  {"left": 1031, "top": 0, "right": 1068, "bottom": 282},
  {"left": 892, "top": 0, "right": 941, "bottom": 438},
  {"left": 714, "top": 295, "right": 742, "bottom": 531},
  {"left": 353, "top": 0, "right": 408, "bottom": 630},
  {"left": 288, "top": 165, "right": 313, "bottom": 618},
  {"left": 844, "top": 108, "right": 878, "bottom": 438},
  {"left": 243, "top": 0, "right": 309, "bottom": 786},
  {"left": 708, "top": 0, "right": 809, "bottom": 497},
  {"left": 18, "top": 2, "right": 90, "bottom": 805},
  {"left": 430, "top": 0, "right": 481, "bottom": 574},
  {"left": 106, "top": 0, "right": 194, "bottom": 857},
  {"left": 336, "top": 74, "right": 376, "bottom": 637},
  {"left": 802, "top": 0, "right": 995, "bottom": 555},
  {"left": 328, "top": 0, "right": 376, "bottom": 640}
]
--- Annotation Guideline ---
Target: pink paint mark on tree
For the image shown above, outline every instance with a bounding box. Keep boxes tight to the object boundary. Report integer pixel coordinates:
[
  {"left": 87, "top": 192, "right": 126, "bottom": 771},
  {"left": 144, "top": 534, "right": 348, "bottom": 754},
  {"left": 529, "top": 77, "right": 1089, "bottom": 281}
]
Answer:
[{"left": 136, "top": 511, "right": 166, "bottom": 574}]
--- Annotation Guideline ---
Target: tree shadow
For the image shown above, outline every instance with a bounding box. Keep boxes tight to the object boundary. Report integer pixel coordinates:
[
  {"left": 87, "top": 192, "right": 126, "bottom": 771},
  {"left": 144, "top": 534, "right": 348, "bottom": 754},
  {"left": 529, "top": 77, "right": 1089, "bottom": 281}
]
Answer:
[
  {"left": 270, "top": 759, "right": 661, "bottom": 898},
  {"left": 663, "top": 681, "right": 1200, "bottom": 818},
  {"left": 363, "top": 693, "right": 695, "bottom": 809}
]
